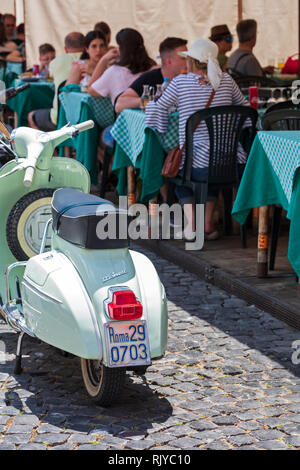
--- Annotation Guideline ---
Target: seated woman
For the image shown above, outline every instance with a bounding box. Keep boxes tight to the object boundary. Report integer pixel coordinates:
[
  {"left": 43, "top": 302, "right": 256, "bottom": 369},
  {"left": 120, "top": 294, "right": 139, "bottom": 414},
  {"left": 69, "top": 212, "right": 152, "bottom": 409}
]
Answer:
[
  {"left": 66, "top": 30, "right": 107, "bottom": 87},
  {"left": 0, "top": 21, "right": 24, "bottom": 62},
  {"left": 88, "top": 28, "right": 156, "bottom": 105},
  {"left": 145, "top": 38, "right": 249, "bottom": 241}
]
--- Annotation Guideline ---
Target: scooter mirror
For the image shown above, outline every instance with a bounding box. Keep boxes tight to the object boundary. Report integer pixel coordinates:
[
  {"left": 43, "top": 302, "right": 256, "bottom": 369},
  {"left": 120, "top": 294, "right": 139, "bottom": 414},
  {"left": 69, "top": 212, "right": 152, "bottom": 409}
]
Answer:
[{"left": 0, "top": 121, "right": 10, "bottom": 140}]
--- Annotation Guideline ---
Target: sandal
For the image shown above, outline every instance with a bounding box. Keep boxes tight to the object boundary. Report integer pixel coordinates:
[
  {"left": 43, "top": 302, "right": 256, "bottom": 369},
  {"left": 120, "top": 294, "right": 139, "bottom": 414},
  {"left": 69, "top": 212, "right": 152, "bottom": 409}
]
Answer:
[
  {"left": 204, "top": 230, "right": 220, "bottom": 241},
  {"left": 174, "top": 230, "right": 196, "bottom": 241}
]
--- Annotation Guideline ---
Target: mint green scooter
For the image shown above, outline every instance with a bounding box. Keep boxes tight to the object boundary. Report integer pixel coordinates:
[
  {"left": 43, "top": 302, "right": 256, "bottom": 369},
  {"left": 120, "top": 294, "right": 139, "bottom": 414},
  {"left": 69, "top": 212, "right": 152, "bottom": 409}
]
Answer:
[{"left": 0, "top": 121, "right": 168, "bottom": 406}]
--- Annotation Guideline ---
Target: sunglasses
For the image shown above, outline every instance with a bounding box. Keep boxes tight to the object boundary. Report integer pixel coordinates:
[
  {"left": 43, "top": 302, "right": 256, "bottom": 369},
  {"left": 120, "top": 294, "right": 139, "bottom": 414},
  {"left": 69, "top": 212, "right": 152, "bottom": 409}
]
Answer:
[{"left": 225, "top": 35, "right": 234, "bottom": 43}]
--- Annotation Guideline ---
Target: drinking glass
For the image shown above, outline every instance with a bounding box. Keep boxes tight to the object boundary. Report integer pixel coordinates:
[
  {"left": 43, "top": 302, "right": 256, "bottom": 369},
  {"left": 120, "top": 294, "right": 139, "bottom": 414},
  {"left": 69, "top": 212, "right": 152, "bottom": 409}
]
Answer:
[
  {"left": 277, "top": 57, "right": 285, "bottom": 71},
  {"left": 267, "top": 89, "right": 277, "bottom": 107},
  {"left": 277, "top": 88, "right": 286, "bottom": 103}
]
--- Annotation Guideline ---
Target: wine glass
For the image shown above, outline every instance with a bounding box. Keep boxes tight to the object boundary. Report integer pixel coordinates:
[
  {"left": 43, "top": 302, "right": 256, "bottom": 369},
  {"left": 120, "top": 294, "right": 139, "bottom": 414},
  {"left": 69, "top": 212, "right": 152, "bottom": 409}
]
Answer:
[
  {"left": 267, "top": 88, "right": 277, "bottom": 107},
  {"left": 277, "top": 88, "right": 286, "bottom": 103}
]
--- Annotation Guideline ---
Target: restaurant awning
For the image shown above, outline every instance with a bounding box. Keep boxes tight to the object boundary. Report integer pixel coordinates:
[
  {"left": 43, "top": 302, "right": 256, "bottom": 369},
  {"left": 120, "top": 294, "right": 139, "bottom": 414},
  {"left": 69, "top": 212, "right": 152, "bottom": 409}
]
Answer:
[{"left": 13, "top": 0, "right": 300, "bottom": 72}]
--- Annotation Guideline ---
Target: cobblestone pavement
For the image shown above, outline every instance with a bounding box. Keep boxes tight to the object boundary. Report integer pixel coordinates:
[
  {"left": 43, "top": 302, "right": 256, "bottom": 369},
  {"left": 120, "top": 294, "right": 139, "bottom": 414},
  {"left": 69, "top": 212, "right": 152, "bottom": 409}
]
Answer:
[{"left": 1, "top": 245, "right": 300, "bottom": 451}]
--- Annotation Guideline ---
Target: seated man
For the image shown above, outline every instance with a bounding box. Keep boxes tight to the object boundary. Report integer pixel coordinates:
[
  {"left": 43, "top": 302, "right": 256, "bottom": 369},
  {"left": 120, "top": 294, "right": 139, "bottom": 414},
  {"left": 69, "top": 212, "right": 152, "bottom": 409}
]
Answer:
[
  {"left": 209, "top": 24, "right": 234, "bottom": 71},
  {"left": 227, "top": 19, "right": 274, "bottom": 77},
  {"left": 28, "top": 32, "right": 85, "bottom": 132},
  {"left": 115, "top": 37, "right": 188, "bottom": 114},
  {"left": 2, "top": 13, "right": 17, "bottom": 41}
]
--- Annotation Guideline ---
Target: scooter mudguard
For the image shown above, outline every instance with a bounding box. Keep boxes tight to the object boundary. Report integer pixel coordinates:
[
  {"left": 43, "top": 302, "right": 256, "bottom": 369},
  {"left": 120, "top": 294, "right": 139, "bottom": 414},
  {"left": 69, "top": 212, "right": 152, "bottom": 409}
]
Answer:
[{"left": 21, "top": 242, "right": 168, "bottom": 364}]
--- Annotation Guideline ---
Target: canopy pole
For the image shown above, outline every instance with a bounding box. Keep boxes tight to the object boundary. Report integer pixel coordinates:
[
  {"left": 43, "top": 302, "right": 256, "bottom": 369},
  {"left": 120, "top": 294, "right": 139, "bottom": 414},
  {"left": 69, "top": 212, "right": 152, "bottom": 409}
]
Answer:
[{"left": 238, "top": 0, "right": 243, "bottom": 22}]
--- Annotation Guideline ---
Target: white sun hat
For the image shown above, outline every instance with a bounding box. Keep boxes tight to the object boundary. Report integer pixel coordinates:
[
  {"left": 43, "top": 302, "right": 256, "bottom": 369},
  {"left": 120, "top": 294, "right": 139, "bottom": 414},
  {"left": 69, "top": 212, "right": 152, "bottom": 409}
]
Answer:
[{"left": 178, "top": 38, "right": 223, "bottom": 90}]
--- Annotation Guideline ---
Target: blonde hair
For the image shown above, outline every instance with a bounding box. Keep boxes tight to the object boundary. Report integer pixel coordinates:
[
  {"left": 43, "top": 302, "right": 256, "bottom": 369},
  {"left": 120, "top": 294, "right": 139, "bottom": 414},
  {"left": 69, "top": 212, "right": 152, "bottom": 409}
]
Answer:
[{"left": 188, "top": 57, "right": 208, "bottom": 76}]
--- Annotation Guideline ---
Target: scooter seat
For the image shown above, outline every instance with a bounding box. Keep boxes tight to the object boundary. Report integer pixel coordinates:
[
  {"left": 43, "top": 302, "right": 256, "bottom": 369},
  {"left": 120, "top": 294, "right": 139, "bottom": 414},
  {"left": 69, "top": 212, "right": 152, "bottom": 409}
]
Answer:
[{"left": 51, "top": 188, "right": 129, "bottom": 249}]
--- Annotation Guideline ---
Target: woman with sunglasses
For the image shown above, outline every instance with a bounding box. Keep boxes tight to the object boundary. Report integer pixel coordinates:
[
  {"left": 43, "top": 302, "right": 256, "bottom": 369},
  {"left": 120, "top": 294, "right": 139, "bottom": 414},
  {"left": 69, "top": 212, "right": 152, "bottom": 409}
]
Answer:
[{"left": 209, "top": 25, "right": 234, "bottom": 71}]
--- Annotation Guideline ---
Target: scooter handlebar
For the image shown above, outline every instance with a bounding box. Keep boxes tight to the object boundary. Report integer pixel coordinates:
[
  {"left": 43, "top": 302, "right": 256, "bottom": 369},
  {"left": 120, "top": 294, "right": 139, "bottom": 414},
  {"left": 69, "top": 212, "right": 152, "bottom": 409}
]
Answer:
[
  {"left": 73, "top": 120, "right": 95, "bottom": 132},
  {"left": 23, "top": 166, "right": 35, "bottom": 187}
]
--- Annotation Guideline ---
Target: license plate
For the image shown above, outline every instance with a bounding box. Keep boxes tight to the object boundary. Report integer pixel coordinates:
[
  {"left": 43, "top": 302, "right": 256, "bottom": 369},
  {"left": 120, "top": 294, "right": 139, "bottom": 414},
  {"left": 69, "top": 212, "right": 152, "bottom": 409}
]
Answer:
[{"left": 104, "top": 320, "right": 151, "bottom": 368}]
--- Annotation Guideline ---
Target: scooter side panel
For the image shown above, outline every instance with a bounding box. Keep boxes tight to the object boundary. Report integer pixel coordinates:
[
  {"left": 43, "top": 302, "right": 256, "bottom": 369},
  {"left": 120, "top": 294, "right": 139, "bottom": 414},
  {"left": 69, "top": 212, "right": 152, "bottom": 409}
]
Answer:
[{"left": 21, "top": 251, "right": 102, "bottom": 359}]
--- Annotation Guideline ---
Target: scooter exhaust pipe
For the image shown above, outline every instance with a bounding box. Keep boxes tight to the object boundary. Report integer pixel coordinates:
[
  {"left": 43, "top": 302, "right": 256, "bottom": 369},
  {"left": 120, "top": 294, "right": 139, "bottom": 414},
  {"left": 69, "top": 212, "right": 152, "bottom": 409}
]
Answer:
[{"left": 1, "top": 303, "right": 36, "bottom": 338}]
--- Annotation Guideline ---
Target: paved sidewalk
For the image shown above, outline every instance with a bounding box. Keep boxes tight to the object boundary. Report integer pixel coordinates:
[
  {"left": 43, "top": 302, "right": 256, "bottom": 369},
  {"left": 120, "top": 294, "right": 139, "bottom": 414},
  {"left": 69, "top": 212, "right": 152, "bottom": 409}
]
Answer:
[{"left": 0, "top": 245, "right": 300, "bottom": 450}]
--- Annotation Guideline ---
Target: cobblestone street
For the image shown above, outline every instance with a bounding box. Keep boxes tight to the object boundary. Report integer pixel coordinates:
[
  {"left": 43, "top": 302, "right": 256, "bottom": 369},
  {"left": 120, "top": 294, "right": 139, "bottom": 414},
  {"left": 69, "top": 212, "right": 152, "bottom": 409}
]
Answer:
[{"left": 0, "top": 245, "right": 300, "bottom": 451}]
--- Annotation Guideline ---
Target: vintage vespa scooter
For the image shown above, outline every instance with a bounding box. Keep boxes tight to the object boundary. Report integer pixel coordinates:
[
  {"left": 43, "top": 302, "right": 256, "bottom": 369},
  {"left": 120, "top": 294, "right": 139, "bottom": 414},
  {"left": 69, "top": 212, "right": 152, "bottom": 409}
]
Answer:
[{"left": 0, "top": 121, "right": 168, "bottom": 406}]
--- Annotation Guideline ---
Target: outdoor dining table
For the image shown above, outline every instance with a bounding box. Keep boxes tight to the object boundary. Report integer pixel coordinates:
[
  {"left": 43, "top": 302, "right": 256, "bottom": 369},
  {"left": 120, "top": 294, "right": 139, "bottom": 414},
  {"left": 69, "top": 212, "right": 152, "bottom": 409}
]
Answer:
[
  {"left": 6, "top": 78, "right": 55, "bottom": 126},
  {"left": 58, "top": 84, "right": 115, "bottom": 185},
  {"left": 111, "top": 108, "right": 179, "bottom": 203},
  {"left": 232, "top": 131, "right": 300, "bottom": 279}
]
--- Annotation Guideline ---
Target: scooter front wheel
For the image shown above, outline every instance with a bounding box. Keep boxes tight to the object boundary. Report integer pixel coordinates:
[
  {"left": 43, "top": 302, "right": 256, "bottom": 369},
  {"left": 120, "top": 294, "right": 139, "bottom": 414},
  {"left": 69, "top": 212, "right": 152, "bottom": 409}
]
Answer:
[{"left": 80, "top": 359, "right": 126, "bottom": 407}]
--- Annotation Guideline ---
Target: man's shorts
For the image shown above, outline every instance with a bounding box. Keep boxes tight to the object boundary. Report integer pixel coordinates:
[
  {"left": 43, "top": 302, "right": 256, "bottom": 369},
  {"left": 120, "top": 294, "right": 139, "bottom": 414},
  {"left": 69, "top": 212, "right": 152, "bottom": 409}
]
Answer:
[{"left": 32, "top": 109, "right": 56, "bottom": 132}]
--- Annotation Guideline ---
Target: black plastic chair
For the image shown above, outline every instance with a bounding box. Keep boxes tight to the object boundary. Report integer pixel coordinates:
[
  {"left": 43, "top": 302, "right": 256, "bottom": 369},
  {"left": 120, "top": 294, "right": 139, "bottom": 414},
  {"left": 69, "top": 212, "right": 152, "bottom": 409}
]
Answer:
[
  {"left": 234, "top": 75, "right": 278, "bottom": 89},
  {"left": 168, "top": 105, "right": 258, "bottom": 247},
  {"left": 0, "top": 59, "right": 6, "bottom": 83},
  {"left": 99, "top": 93, "right": 121, "bottom": 197},
  {"left": 57, "top": 80, "right": 67, "bottom": 118},
  {"left": 265, "top": 100, "right": 300, "bottom": 115},
  {"left": 262, "top": 109, "right": 300, "bottom": 271},
  {"left": 262, "top": 109, "right": 300, "bottom": 131}
]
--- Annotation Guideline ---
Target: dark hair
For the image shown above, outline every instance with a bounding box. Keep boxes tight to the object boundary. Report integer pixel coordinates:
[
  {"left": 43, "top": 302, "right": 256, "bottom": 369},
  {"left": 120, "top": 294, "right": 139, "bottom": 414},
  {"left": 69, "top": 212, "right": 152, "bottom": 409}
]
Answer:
[
  {"left": 80, "top": 30, "right": 106, "bottom": 60},
  {"left": 3, "top": 14, "right": 16, "bottom": 24},
  {"left": 94, "top": 21, "right": 111, "bottom": 37},
  {"left": 116, "top": 28, "right": 155, "bottom": 74},
  {"left": 17, "top": 23, "right": 24, "bottom": 35},
  {"left": 0, "top": 22, "right": 7, "bottom": 46},
  {"left": 39, "top": 43, "right": 55, "bottom": 56},
  {"left": 159, "top": 37, "right": 187, "bottom": 64},
  {"left": 64, "top": 32, "right": 85, "bottom": 50},
  {"left": 237, "top": 19, "right": 257, "bottom": 43},
  {"left": 211, "top": 33, "right": 231, "bottom": 43}
]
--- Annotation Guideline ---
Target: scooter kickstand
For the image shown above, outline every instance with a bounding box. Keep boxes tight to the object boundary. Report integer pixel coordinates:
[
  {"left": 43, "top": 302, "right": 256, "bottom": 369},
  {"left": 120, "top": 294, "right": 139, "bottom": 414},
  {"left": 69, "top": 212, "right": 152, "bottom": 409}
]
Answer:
[{"left": 14, "top": 332, "right": 25, "bottom": 375}]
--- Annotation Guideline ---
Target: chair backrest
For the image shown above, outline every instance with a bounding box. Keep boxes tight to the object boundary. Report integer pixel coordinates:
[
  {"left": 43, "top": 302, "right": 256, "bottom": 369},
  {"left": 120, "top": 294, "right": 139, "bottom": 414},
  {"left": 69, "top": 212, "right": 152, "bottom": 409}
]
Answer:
[
  {"left": 262, "top": 109, "right": 300, "bottom": 131},
  {"left": 234, "top": 75, "right": 278, "bottom": 88},
  {"left": 0, "top": 60, "right": 6, "bottom": 82},
  {"left": 183, "top": 105, "right": 258, "bottom": 185},
  {"left": 264, "top": 100, "right": 300, "bottom": 115},
  {"left": 57, "top": 80, "right": 67, "bottom": 115}
]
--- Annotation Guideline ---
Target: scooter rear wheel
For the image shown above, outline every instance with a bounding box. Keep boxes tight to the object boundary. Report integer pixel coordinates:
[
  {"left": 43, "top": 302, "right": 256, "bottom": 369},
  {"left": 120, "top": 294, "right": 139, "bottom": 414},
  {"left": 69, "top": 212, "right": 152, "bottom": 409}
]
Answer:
[
  {"left": 80, "top": 358, "right": 126, "bottom": 407},
  {"left": 6, "top": 188, "right": 55, "bottom": 260}
]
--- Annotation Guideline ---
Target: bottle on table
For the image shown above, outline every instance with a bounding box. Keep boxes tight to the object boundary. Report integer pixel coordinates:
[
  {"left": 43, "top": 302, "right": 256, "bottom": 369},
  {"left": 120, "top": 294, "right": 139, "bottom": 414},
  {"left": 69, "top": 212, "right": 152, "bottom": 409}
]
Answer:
[
  {"left": 154, "top": 84, "right": 163, "bottom": 101},
  {"left": 141, "top": 85, "right": 151, "bottom": 111},
  {"left": 249, "top": 86, "right": 259, "bottom": 110},
  {"left": 32, "top": 64, "right": 40, "bottom": 76},
  {"left": 161, "top": 77, "right": 170, "bottom": 92}
]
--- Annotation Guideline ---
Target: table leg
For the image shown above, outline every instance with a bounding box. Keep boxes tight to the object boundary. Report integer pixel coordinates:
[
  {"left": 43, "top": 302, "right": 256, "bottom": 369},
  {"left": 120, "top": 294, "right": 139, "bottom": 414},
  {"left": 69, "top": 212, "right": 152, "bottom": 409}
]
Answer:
[
  {"left": 257, "top": 206, "right": 269, "bottom": 278},
  {"left": 149, "top": 197, "right": 159, "bottom": 239},
  {"left": 127, "top": 166, "right": 136, "bottom": 207},
  {"left": 252, "top": 207, "right": 259, "bottom": 234},
  {"left": 14, "top": 112, "right": 18, "bottom": 128}
]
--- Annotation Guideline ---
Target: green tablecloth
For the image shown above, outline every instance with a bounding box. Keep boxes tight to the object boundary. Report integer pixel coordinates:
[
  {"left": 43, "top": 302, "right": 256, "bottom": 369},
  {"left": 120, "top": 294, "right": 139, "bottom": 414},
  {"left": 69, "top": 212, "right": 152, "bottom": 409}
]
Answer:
[
  {"left": 232, "top": 131, "right": 300, "bottom": 276},
  {"left": 269, "top": 71, "right": 298, "bottom": 87},
  {"left": 111, "top": 109, "right": 178, "bottom": 202},
  {"left": 6, "top": 78, "right": 55, "bottom": 126},
  {"left": 58, "top": 85, "right": 115, "bottom": 185}
]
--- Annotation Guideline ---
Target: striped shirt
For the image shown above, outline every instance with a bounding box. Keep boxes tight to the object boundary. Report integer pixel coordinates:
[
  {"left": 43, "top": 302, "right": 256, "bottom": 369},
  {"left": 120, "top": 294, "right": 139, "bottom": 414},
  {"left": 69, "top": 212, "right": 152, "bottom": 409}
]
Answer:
[{"left": 145, "top": 72, "right": 249, "bottom": 169}]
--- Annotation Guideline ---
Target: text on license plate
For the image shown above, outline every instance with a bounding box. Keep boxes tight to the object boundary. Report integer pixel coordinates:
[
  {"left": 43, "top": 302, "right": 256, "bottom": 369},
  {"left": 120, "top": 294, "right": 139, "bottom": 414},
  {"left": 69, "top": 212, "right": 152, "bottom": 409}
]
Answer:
[{"left": 104, "top": 321, "right": 151, "bottom": 367}]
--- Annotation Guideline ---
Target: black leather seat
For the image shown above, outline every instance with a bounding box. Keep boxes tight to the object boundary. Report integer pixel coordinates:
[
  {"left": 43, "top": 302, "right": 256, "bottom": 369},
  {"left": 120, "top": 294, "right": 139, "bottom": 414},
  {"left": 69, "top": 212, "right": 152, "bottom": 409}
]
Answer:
[{"left": 51, "top": 188, "right": 129, "bottom": 249}]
